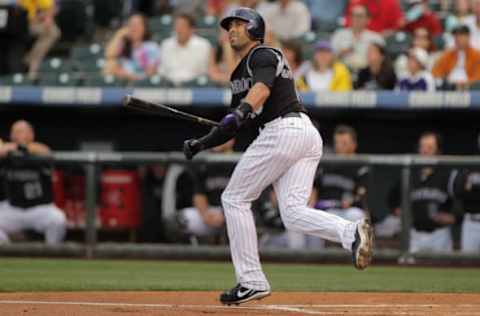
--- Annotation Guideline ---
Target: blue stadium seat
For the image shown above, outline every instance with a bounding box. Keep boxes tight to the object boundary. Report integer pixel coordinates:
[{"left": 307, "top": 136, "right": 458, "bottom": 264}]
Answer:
[{"left": 131, "top": 75, "right": 172, "bottom": 87}]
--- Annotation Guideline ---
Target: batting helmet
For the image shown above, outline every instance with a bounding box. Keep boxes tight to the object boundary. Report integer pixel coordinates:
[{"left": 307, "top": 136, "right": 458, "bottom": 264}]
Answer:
[{"left": 220, "top": 7, "right": 265, "bottom": 43}]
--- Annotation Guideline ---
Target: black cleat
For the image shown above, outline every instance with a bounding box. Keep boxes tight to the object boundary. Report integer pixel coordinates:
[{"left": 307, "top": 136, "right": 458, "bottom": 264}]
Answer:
[
  {"left": 220, "top": 284, "right": 271, "bottom": 305},
  {"left": 352, "top": 218, "right": 374, "bottom": 270}
]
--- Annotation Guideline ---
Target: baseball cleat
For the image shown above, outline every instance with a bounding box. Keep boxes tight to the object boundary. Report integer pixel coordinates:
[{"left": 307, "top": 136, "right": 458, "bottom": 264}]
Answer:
[
  {"left": 220, "top": 284, "right": 271, "bottom": 305},
  {"left": 352, "top": 218, "right": 374, "bottom": 270}
]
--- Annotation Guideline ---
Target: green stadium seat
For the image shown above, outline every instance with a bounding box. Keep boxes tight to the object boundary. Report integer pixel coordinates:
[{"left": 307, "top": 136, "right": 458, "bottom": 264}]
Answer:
[
  {"left": 71, "top": 43, "right": 103, "bottom": 61},
  {"left": 433, "top": 33, "right": 446, "bottom": 51},
  {"left": 470, "top": 81, "right": 480, "bottom": 91},
  {"left": 197, "top": 15, "right": 218, "bottom": 29},
  {"left": 39, "top": 58, "right": 72, "bottom": 74},
  {"left": 83, "top": 73, "right": 124, "bottom": 87},
  {"left": 130, "top": 75, "right": 171, "bottom": 87},
  {"left": 75, "top": 57, "right": 105, "bottom": 75},
  {"left": 148, "top": 15, "right": 173, "bottom": 34},
  {"left": 180, "top": 75, "right": 212, "bottom": 88},
  {"left": 38, "top": 73, "right": 81, "bottom": 87},
  {"left": 0, "top": 73, "right": 35, "bottom": 86},
  {"left": 385, "top": 32, "right": 412, "bottom": 59}
]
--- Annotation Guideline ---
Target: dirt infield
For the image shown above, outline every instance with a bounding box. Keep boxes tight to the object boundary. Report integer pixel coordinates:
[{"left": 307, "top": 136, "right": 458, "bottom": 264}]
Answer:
[{"left": 0, "top": 292, "right": 479, "bottom": 316}]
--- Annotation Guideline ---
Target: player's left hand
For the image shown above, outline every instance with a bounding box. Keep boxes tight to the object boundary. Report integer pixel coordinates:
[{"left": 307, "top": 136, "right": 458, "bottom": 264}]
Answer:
[{"left": 183, "top": 139, "right": 203, "bottom": 160}]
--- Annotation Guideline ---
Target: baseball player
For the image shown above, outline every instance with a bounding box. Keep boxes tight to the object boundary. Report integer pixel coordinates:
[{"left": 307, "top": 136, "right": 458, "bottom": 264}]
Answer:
[
  {"left": 0, "top": 120, "right": 66, "bottom": 245},
  {"left": 312, "top": 125, "right": 368, "bottom": 222},
  {"left": 183, "top": 8, "right": 373, "bottom": 305},
  {"left": 388, "top": 132, "right": 456, "bottom": 253},
  {"left": 179, "top": 140, "right": 235, "bottom": 240}
]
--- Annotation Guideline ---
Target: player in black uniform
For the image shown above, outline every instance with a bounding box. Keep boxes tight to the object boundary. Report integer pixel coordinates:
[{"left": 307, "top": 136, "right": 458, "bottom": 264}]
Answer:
[
  {"left": 178, "top": 140, "right": 235, "bottom": 241},
  {"left": 0, "top": 120, "right": 66, "bottom": 245},
  {"left": 183, "top": 8, "right": 373, "bottom": 305},
  {"left": 388, "top": 132, "right": 456, "bottom": 253},
  {"left": 313, "top": 125, "right": 368, "bottom": 222}
]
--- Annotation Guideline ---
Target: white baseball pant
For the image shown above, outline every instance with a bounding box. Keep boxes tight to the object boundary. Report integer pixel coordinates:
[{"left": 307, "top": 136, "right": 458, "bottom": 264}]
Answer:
[
  {"left": 221, "top": 114, "right": 358, "bottom": 291},
  {"left": 461, "top": 213, "right": 480, "bottom": 253},
  {"left": 409, "top": 227, "right": 452, "bottom": 253},
  {"left": 0, "top": 202, "right": 67, "bottom": 245}
]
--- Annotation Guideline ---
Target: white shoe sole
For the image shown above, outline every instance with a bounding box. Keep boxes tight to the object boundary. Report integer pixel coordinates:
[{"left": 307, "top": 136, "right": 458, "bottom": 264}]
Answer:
[{"left": 355, "top": 219, "right": 374, "bottom": 270}]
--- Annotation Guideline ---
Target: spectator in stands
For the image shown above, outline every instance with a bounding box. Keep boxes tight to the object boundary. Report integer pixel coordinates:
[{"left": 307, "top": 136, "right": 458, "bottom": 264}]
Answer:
[
  {"left": 354, "top": 42, "right": 397, "bottom": 90},
  {"left": 331, "top": 4, "right": 384, "bottom": 72},
  {"left": 158, "top": 13, "right": 211, "bottom": 86},
  {"left": 312, "top": 125, "right": 368, "bottom": 223},
  {"left": 0, "top": 120, "right": 66, "bottom": 245},
  {"left": 300, "top": 40, "right": 352, "bottom": 92},
  {"left": 444, "top": 0, "right": 473, "bottom": 33},
  {"left": 432, "top": 25, "right": 480, "bottom": 90},
  {"left": 397, "top": 48, "right": 436, "bottom": 91},
  {"left": 0, "top": 4, "right": 29, "bottom": 75},
  {"left": 104, "top": 14, "right": 160, "bottom": 81},
  {"left": 19, "top": 0, "right": 61, "bottom": 80},
  {"left": 343, "top": 0, "right": 405, "bottom": 37},
  {"left": 177, "top": 139, "right": 235, "bottom": 242},
  {"left": 280, "top": 40, "right": 311, "bottom": 91},
  {"left": 385, "top": 132, "right": 456, "bottom": 253},
  {"left": 208, "top": 30, "right": 234, "bottom": 86},
  {"left": 395, "top": 27, "right": 441, "bottom": 76},
  {"left": 260, "top": 0, "right": 311, "bottom": 40},
  {"left": 403, "top": 0, "right": 443, "bottom": 37},
  {"left": 464, "top": 0, "right": 480, "bottom": 49},
  {"left": 304, "top": 0, "right": 347, "bottom": 31}
]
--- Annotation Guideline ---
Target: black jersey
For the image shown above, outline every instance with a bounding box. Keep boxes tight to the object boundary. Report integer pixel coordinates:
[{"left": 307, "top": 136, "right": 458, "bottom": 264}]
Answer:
[
  {"left": 4, "top": 151, "right": 54, "bottom": 208},
  {"left": 452, "top": 169, "right": 480, "bottom": 214},
  {"left": 314, "top": 166, "right": 369, "bottom": 210},
  {"left": 230, "top": 45, "right": 306, "bottom": 127},
  {"left": 389, "top": 167, "right": 454, "bottom": 232},
  {"left": 192, "top": 163, "right": 235, "bottom": 207}
]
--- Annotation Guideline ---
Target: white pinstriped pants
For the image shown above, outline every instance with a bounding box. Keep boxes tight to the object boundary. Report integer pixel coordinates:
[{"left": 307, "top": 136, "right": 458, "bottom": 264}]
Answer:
[{"left": 221, "top": 114, "right": 358, "bottom": 291}]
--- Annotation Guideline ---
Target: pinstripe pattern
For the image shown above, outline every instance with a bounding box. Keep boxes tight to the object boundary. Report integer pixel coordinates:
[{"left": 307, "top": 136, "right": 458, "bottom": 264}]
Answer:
[{"left": 221, "top": 114, "right": 358, "bottom": 291}]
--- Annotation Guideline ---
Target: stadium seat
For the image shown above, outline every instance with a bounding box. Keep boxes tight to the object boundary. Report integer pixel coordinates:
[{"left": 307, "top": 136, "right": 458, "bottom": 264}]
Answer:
[
  {"left": 0, "top": 73, "right": 35, "bottom": 86},
  {"left": 83, "top": 73, "right": 125, "bottom": 87},
  {"left": 38, "top": 73, "right": 81, "bottom": 87},
  {"left": 180, "top": 75, "right": 212, "bottom": 88},
  {"left": 385, "top": 32, "right": 412, "bottom": 59},
  {"left": 130, "top": 75, "right": 172, "bottom": 87},
  {"left": 197, "top": 15, "right": 218, "bottom": 29},
  {"left": 39, "top": 58, "right": 73, "bottom": 74},
  {"left": 71, "top": 43, "right": 103, "bottom": 61},
  {"left": 470, "top": 81, "right": 480, "bottom": 91},
  {"left": 433, "top": 33, "right": 446, "bottom": 51},
  {"left": 148, "top": 15, "right": 173, "bottom": 35},
  {"left": 75, "top": 57, "right": 105, "bottom": 75}
]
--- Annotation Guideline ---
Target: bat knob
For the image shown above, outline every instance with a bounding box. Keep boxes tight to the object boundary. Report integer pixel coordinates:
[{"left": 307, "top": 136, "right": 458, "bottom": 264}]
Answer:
[{"left": 122, "top": 94, "right": 132, "bottom": 107}]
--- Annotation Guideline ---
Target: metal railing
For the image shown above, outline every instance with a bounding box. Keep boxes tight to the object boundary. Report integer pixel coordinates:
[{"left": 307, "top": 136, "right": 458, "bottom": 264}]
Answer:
[{"left": 47, "top": 151, "right": 480, "bottom": 258}]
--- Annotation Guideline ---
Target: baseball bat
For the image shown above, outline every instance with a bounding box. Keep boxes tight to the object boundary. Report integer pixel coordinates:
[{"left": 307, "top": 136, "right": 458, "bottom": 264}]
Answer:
[{"left": 123, "top": 95, "right": 220, "bottom": 127}]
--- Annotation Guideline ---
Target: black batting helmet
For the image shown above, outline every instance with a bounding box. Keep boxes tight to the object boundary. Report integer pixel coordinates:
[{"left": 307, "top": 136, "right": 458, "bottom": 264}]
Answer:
[{"left": 220, "top": 7, "right": 265, "bottom": 43}]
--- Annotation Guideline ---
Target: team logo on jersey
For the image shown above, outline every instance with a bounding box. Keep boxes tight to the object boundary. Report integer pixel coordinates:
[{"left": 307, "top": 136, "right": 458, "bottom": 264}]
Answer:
[{"left": 231, "top": 78, "right": 252, "bottom": 95}]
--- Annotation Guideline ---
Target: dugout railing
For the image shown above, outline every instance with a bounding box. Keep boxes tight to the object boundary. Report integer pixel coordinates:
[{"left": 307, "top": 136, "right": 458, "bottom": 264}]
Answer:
[{"left": 1, "top": 152, "right": 480, "bottom": 264}]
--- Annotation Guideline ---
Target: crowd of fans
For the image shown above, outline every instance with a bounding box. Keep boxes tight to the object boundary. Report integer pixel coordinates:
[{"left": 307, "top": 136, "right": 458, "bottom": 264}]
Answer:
[{"left": 1, "top": 0, "right": 480, "bottom": 90}]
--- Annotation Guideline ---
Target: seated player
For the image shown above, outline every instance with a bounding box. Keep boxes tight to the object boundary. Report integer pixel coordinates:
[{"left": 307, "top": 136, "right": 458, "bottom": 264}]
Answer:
[
  {"left": 312, "top": 125, "right": 368, "bottom": 222},
  {"left": 178, "top": 139, "right": 236, "bottom": 241},
  {"left": 0, "top": 120, "right": 66, "bottom": 245}
]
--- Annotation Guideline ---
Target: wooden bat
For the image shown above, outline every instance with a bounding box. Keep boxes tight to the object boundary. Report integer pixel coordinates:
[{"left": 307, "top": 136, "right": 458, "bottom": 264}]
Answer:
[{"left": 123, "top": 95, "right": 220, "bottom": 127}]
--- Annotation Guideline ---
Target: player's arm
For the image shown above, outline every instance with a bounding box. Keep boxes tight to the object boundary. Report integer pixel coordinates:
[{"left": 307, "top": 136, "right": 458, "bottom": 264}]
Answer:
[
  {"left": 183, "top": 49, "right": 277, "bottom": 160},
  {"left": 27, "top": 142, "right": 51, "bottom": 156}
]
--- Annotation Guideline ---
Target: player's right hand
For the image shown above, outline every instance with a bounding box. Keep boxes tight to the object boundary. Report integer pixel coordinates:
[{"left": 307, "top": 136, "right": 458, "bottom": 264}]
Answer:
[{"left": 183, "top": 139, "right": 203, "bottom": 160}]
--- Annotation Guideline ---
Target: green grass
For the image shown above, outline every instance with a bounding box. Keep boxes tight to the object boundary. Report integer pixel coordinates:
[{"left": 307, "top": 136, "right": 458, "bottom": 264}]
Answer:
[{"left": 0, "top": 258, "right": 479, "bottom": 293}]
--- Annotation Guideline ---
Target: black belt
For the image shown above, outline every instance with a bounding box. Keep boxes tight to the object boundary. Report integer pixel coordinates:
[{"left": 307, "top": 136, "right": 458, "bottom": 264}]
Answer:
[{"left": 282, "top": 112, "right": 301, "bottom": 118}]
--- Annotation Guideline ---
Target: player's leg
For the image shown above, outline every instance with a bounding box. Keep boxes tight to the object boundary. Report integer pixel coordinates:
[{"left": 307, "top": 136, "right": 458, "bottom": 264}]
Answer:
[
  {"left": 430, "top": 227, "right": 452, "bottom": 252},
  {"left": 26, "top": 203, "right": 67, "bottom": 245},
  {"left": 0, "top": 202, "right": 27, "bottom": 244},
  {"left": 461, "top": 215, "right": 480, "bottom": 252},
  {"left": 220, "top": 123, "right": 306, "bottom": 301}
]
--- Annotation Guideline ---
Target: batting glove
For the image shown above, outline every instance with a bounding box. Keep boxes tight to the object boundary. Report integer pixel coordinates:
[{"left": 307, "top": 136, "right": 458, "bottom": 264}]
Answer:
[
  {"left": 220, "top": 102, "right": 253, "bottom": 133},
  {"left": 183, "top": 139, "right": 204, "bottom": 160}
]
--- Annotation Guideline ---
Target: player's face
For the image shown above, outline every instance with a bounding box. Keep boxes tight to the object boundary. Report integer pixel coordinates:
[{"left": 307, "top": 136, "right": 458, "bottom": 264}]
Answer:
[
  {"left": 10, "top": 122, "right": 34, "bottom": 145},
  {"left": 228, "top": 19, "right": 252, "bottom": 50},
  {"left": 418, "top": 135, "right": 439, "bottom": 156},
  {"left": 334, "top": 133, "right": 357, "bottom": 155}
]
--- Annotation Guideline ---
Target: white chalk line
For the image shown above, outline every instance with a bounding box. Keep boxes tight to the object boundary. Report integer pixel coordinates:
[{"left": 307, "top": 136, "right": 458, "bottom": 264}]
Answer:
[{"left": 0, "top": 300, "right": 479, "bottom": 315}]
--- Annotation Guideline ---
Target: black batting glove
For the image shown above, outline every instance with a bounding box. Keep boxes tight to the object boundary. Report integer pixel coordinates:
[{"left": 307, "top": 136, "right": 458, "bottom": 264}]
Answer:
[{"left": 183, "top": 139, "right": 204, "bottom": 160}]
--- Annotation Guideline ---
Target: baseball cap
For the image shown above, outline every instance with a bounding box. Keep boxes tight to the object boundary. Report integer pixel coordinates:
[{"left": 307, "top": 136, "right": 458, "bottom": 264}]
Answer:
[
  {"left": 408, "top": 48, "right": 429, "bottom": 69},
  {"left": 314, "top": 40, "right": 332, "bottom": 52},
  {"left": 451, "top": 24, "right": 470, "bottom": 35}
]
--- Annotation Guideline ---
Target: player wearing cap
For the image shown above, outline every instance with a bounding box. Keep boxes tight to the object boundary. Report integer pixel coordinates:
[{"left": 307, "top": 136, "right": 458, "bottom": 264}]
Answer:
[{"left": 183, "top": 7, "right": 374, "bottom": 305}]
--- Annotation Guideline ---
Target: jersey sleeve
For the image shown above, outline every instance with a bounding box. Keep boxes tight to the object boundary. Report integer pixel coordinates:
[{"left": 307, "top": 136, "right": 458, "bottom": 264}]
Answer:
[{"left": 249, "top": 49, "right": 279, "bottom": 88}]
